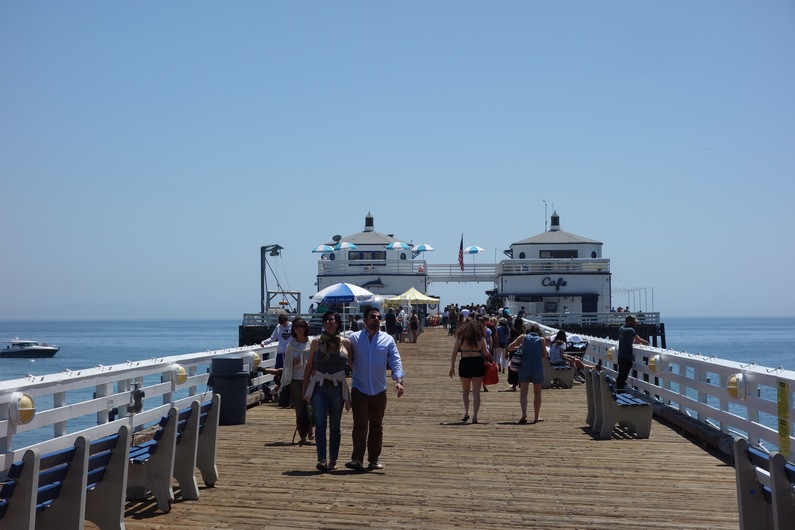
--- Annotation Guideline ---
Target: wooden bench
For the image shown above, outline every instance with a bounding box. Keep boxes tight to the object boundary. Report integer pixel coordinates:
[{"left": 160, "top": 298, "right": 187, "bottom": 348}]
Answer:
[
  {"left": 542, "top": 356, "right": 575, "bottom": 389},
  {"left": 0, "top": 442, "right": 88, "bottom": 530},
  {"left": 126, "top": 406, "right": 182, "bottom": 512},
  {"left": 84, "top": 425, "right": 131, "bottom": 530},
  {"left": 0, "top": 424, "right": 130, "bottom": 530},
  {"left": 734, "top": 437, "right": 795, "bottom": 530},
  {"left": 127, "top": 400, "right": 206, "bottom": 512},
  {"left": 593, "top": 371, "right": 652, "bottom": 439}
]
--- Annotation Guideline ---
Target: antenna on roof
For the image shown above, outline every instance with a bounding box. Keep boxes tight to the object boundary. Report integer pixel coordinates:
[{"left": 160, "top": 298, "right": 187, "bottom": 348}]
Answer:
[{"left": 543, "top": 200, "right": 548, "bottom": 231}]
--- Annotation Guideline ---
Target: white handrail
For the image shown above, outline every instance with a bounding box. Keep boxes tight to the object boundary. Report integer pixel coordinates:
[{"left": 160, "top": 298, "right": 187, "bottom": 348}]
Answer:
[{"left": 0, "top": 344, "right": 277, "bottom": 472}]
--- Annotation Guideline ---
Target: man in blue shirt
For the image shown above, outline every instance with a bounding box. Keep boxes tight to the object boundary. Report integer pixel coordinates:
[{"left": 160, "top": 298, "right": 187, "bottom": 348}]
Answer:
[{"left": 345, "top": 305, "right": 405, "bottom": 471}]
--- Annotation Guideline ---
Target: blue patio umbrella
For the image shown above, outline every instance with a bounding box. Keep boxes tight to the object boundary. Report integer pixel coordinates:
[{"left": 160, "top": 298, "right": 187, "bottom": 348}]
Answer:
[
  {"left": 312, "top": 245, "right": 334, "bottom": 253},
  {"left": 412, "top": 243, "right": 434, "bottom": 259},
  {"left": 464, "top": 245, "right": 485, "bottom": 254},
  {"left": 311, "top": 282, "right": 375, "bottom": 304},
  {"left": 385, "top": 241, "right": 412, "bottom": 251},
  {"left": 334, "top": 242, "right": 358, "bottom": 250},
  {"left": 412, "top": 243, "right": 434, "bottom": 252}
]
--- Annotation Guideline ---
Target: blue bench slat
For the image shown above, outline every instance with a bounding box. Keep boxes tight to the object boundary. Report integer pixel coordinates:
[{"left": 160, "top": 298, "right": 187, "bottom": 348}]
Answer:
[
  {"left": 747, "top": 445, "right": 771, "bottom": 469},
  {"left": 89, "top": 433, "right": 120, "bottom": 454},
  {"left": 6, "top": 461, "right": 24, "bottom": 480},
  {"left": 38, "top": 463, "right": 71, "bottom": 488},
  {"left": 36, "top": 480, "right": 63, "bottom": 508},
  {"left": 784, "top": 461, "right": 795, "bottom": 481},
  {"left": 39, "top": 447, "right": 78, "bottom": 469},
  {"left": 88, "top": 450, "right": 113, "bottom": 471},
  {"left": 86, "top": 466, "right": 107, "bottom": 490},
  {"left": 0, "top": 480, "right": 16, "bottom": 499}
]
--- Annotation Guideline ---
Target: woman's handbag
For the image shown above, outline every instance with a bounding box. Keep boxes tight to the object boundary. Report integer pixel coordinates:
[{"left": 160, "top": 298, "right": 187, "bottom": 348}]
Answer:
[
  {"left": 508, "top": 350, "right": 523, "bottom": 372},
  {"left": 484, "top": 361, "right": 499, "bottom": 386}
]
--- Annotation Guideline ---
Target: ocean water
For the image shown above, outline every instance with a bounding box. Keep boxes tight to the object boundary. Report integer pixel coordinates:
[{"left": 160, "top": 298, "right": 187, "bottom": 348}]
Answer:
[
  {"left": 0, "top": 320, "right": 240, "bottom": 382},
  {"left": 662, "top": 317, "right": 795, "bottom": 372},
  {"left": 1, "top": 317, "right": 793, "bottom": 382}
]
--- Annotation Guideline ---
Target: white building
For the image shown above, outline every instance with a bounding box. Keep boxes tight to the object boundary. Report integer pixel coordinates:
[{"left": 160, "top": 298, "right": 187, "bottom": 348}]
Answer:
[
  {"left": 495, "top": 211, "right": 611, "bottom": 315},
  {"left": 315, "top": 211, "right": 611, "bottom": 318},
  {"left": 316, "top": 212, "right": 430, "bottom": 303}
]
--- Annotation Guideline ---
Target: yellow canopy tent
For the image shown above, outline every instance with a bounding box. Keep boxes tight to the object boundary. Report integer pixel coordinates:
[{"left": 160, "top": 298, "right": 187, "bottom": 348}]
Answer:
[{"left": 383, "top": 287, "right": 440, "bottom": 307}]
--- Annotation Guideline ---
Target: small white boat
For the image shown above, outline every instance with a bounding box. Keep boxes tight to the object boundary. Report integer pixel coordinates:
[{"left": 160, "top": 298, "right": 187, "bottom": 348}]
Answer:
[{"left": 2, "top": 338, "right": 60, "bottom": 358}]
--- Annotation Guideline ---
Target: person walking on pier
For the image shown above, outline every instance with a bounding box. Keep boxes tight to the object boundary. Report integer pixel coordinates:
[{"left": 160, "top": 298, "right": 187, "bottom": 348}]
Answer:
[
  {"left": 282, "top": 318, "right": 312, "bottom": 445},
  {"left": 346, "top": 305, "right": 405, "bottom": 471},
  {"left": 449, "top": 319, "right": 488, "bottom": 423},
  {"left": 616, "top": 315, "right": 649, "bottom": 390},
  {"left": 303, "top": 311, "right": 351, "bottom": 472},
  {"left": 261, "top": 313, "right": 292, "bottom": 369},
  {"left": 506, "top": 323, "right": 547, "bottom": 424}
]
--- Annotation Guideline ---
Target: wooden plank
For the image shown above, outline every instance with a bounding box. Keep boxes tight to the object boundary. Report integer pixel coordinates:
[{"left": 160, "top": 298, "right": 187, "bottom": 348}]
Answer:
[{"left": 114, "top": 327, "right": 739, "bottom": 530}]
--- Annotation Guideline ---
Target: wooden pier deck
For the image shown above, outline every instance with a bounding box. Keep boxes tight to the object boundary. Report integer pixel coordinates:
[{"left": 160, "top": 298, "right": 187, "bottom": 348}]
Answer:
[{"left": 120, "top": 327, "right": 739, "bottom": 530}]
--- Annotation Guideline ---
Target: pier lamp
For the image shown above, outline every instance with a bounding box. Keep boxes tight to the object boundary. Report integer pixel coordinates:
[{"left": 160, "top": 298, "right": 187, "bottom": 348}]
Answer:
[
  {"left": 727, "top": 374, "right": 747, "bottom": 400},
  {"left": 170, "top": 364, "right": 188, "bottom": 385},
  {"left": 248, "top": 351, "right": 261, "bottom": 371},
  {"left": 607, "top": 347, "right": 614, "bottom": 362},
  {"left": 260, "top": 244, "right": 284, "bottom": 313},
  {"left": 10, "top": 391, "right": 36, "bottom": 425},
  {"left": 648, "top": 355, "right": 661, "bottom": 373}
]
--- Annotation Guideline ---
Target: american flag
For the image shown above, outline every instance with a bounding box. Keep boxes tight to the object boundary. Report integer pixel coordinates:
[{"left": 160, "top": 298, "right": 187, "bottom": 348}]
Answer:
[{"left": 458, "top": 234, "right": 464, "bottom": 271}]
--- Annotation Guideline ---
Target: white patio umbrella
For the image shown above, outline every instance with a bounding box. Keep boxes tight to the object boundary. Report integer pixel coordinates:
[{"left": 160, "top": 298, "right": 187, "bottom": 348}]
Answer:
[
  {"left": 464, "top": 245, "right": 485, "bottom": 263},
  {"left": 412, "top": 243, "right": 434, "bottom": 252},
  {"left": 312, "top": 245, "right": 334, "bottom": 253},
  {"left": 311, "top": 282, "right": 375, "bottom": 331},
  {"left": 412, "top": 243, "right": 434, "bottom": 259},
  {"left": 334, "top": 242, "right": 358, "bottom": 250},
  {"left": 311, "top": 282, "right": 375, "bottom": 304},
  {"left": 385, "top": 241, "right": 412, "bottom": 251}
]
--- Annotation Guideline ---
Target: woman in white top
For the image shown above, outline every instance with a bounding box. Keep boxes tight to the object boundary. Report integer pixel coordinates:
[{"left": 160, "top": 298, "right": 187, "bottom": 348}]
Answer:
[{"left": 282, "top": 317, "right": 313, "bottom": 444}]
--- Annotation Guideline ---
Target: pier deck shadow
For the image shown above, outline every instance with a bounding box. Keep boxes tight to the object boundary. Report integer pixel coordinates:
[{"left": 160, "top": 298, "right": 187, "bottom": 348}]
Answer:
[{"left": 118, "top": 327, "right": 739, "bottom": 530}]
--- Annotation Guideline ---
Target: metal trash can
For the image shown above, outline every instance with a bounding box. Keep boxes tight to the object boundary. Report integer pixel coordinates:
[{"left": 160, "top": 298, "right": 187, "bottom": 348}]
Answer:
[{"left": 209, "top": 355, "right": 249, "bottom": 425}]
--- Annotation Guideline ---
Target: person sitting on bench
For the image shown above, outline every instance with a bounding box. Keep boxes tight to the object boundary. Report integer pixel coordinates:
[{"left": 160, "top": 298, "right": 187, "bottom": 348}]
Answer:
[{"left": 548, "top": 330, "right": 586, "bottom": 383}]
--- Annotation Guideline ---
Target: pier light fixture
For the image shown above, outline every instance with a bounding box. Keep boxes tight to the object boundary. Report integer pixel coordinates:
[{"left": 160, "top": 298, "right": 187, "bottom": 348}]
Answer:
[
  {"left": 727, "top": 373, "right": 747, "bottom": 400},
  {"left": 10, "top": 391, "right": 36, "bottom": 425},
  {"left": 246, "top": 350, "right": 261, "bottom": 371},
  {"left": 170, "top": 364, "right": 188, "bottom": 385},
  {"left": 607, "top": 347, "right": 614, "bottom": 361},
  {"left": 648, "top": 355, "right": 661, "bottom": 373}
]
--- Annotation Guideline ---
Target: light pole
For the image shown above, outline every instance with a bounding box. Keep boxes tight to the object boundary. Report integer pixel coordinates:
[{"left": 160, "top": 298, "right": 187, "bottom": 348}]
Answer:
[{"left": 260, "top": 244, "right": 283, "bottom": 313}]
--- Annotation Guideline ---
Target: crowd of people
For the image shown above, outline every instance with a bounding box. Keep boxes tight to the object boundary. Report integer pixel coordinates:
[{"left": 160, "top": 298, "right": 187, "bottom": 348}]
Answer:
[{"left": 261, "top": 303, "right": 647, "bottom": 473}]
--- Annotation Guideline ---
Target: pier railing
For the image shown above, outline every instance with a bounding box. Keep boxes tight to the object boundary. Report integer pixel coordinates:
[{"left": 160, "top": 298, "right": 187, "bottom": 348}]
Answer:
[
  {"left": 581, "top": 336, "right": 795, "bottom": 458},
  {"left": 0, "top": 344, "right": 278, "bottom": 472},
  {"left": 531, "top": 311, "right": 660, "bottom": 327}
]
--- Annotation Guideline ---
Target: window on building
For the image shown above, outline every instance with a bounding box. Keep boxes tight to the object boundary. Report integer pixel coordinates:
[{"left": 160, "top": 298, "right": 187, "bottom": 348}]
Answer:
[
  {"left": 349, "top": 251, "right": 387, "bottom": 261},
  {"left": 540, "top": 250, "right": 578, "bottom": 259}
]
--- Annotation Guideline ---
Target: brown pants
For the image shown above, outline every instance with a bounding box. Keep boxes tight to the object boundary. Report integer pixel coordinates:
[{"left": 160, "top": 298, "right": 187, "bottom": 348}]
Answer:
[{"left": 350, "top": 388, "right": 387, "bottom": 464}]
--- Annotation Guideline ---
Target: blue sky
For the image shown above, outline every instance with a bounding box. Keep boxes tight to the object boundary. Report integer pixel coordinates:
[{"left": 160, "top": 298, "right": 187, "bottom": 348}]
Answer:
[{"left": 2, "top": 1, "right": 793, "bottom": 320}]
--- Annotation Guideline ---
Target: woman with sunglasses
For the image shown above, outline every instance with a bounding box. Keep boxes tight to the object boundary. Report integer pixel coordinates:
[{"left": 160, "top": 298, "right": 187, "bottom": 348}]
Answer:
[
  {"left": 282, "top": 317, "right": 313, "bottom": 444},
  {"left": 303, "top": 311, "right": 351, "bottom": 472}
]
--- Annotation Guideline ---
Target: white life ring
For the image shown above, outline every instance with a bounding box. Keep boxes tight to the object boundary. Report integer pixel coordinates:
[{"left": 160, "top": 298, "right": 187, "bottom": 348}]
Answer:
[{"left": 428, "top": 303, "right": 437, "bottom": 310}]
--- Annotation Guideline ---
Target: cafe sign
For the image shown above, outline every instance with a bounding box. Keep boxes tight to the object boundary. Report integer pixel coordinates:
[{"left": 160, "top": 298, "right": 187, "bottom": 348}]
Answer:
[{"left": 542, "top": 277, "right": 567, "bottom": 292}]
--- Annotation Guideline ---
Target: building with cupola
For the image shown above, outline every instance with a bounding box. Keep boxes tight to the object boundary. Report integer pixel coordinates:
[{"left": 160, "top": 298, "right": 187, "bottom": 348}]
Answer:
[{"left": 495, "top": 211, "right": 611, "bottom": 315}]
